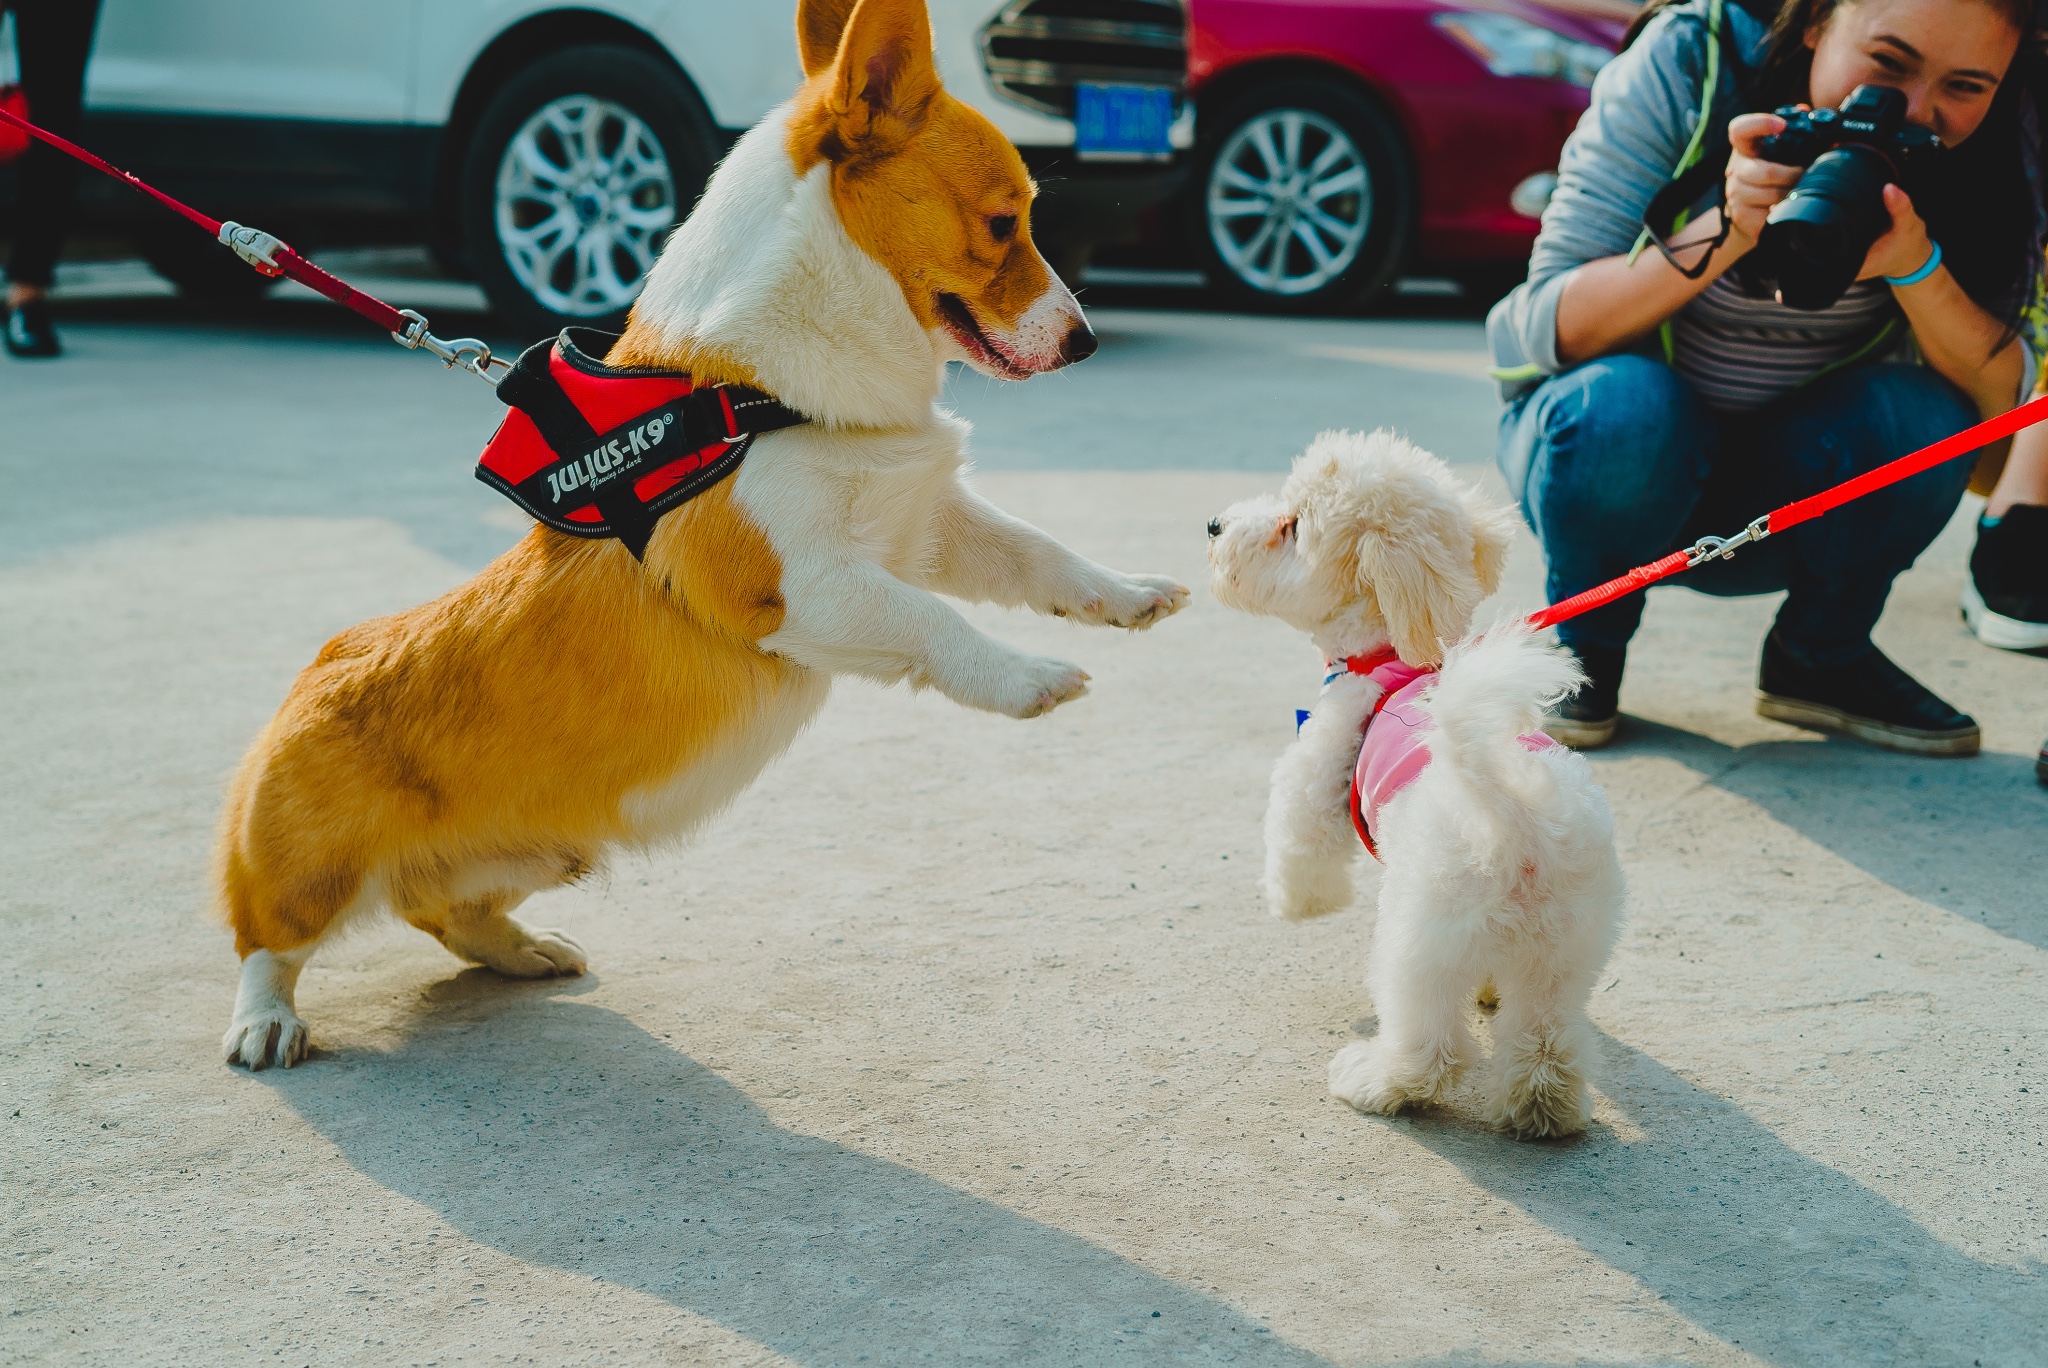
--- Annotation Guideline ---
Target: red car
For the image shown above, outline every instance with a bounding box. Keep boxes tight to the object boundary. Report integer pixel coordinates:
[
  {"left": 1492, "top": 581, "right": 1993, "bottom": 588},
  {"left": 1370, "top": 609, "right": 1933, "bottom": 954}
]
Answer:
[{"left": 1185, "top": 0, "right": 1634, "bottom": 309}]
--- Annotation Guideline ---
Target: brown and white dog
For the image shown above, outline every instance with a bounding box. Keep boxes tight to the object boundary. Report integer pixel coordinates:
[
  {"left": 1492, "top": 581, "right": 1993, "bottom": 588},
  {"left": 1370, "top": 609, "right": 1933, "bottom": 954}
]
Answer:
[{"left": 218, "top": 0, "right": 1188, "bottom": 1069}]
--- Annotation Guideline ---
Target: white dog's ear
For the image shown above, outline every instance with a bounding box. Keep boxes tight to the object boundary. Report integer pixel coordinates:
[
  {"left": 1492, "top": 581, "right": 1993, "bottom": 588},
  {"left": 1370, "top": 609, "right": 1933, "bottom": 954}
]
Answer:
[
  {"left": 1357, "top": 504, "right": 1482, "bottom": 667},
  {"left": 1461, "top": 486, "right": 1517, "bottom": 597}
]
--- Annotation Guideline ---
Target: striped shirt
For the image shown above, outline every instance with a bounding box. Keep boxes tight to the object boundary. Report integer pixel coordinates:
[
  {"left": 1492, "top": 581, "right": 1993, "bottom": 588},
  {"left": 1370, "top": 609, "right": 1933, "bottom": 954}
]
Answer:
[{"left": 1667, "top": 274, "right": 1900, "bottom": 411}]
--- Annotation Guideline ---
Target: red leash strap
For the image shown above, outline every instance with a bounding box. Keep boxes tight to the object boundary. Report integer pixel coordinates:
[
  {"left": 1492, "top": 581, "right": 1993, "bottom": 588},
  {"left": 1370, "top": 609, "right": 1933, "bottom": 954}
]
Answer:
[
  {"left": 1525, "top": 551, "right": 1694, "bottom": 632},
  {"left": 0, "top": 101, "right": 222, "bottom": 237},
  {"left": 1527, "top": 389, "right": 2048, "bottom": 630},
  {"left": 1768, "top": 388, "right": 2048, "bottom": 532},
  {"left": 0, "top": 102, "right": 505, "bottom": 380}
]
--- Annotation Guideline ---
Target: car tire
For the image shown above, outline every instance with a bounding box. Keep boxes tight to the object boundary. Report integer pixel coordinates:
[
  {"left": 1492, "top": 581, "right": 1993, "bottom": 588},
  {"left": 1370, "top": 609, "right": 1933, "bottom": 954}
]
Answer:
[
  {"left": 460, "top": 44, "right": 716, "bottom": 344},
  {"left": 1194, "top": 80, "right": 1412, "bottom": 313},
  {"left": 136, "top": 230, "right": 276, "bottom": 302}
]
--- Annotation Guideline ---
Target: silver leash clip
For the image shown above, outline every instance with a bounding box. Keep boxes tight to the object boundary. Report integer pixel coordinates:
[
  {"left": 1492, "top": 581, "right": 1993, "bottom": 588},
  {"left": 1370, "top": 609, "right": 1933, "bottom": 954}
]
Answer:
[
  {"left": 392, "top": 307, "right": 510, "bottom": 384},
  {"left": 1685, "top": 514, "right": 1773, "bottom": 568},
  {"left": 217, "top": 220, "right": 286, "bottom": 276}
]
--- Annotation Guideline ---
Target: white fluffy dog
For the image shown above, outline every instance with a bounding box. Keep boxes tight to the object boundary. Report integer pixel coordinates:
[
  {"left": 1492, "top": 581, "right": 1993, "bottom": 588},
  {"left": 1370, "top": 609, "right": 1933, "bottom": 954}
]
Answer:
[{"left": 1208, "top": 430, "right": 1623, "bottom": 1139}]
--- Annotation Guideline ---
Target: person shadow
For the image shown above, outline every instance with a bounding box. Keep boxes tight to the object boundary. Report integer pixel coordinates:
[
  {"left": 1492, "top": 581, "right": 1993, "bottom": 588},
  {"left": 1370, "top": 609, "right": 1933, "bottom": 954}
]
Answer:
[
  {"left": 263, "top": 972, "right": 1331, "bottom": 1367},
  {"left": 1614, "top": 718, "right": 2048, "bottom": 949},
  {"left": 1403, "top": 1034, "right": 2047, "bottom": 1366}
]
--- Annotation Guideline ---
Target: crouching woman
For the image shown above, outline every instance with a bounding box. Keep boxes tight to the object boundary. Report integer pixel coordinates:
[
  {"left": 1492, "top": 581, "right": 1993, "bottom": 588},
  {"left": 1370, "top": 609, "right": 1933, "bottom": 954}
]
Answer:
[{"left": 1489, "top": 0, "right": 2045, "bottom": 753}]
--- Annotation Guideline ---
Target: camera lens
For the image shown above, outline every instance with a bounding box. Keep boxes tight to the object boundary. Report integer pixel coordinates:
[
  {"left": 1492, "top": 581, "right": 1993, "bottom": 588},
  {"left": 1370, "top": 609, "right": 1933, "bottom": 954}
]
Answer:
[{"left": 1756, "top": 144, "right": 1897, "bottom": 310}]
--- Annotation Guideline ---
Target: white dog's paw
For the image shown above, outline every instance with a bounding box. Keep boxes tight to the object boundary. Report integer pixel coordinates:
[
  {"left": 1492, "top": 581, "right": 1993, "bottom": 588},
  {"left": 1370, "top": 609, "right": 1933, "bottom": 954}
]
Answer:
[
  {"left": 223, "top": 1006, "right": 309, "bottom": 1071},
  {"left": 1264, "top": 862, "right": 1354, "bottom": 921},
  {"left": 1328, "top": 1040, "right": 1407, "bottom": 1115},
  {"left": 1489, "top": 1035, "right": 1591, "bottom": 1141},
  {"left": 1058, "top": 573, "right": 1188, "bottom": 630},
  {"left": 991, "top": 654, "right": 1091, "bottom": 719},
  {"left": 1329, "top": 1038, "right": 1459, "bottom": 1115}
]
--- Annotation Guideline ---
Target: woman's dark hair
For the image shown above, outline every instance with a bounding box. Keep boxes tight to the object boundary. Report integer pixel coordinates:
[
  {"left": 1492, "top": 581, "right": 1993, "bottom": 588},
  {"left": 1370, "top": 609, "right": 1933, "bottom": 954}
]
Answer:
[{"left": 1626, "top": 0, "right": 2047, "bottom": 345}]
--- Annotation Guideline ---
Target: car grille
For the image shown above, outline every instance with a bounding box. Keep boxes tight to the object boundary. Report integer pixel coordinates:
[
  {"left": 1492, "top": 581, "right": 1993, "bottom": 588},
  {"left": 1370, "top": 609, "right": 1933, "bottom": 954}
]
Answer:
[{"left": 979, "top": 0, "right": 1187, "bottom": 120}]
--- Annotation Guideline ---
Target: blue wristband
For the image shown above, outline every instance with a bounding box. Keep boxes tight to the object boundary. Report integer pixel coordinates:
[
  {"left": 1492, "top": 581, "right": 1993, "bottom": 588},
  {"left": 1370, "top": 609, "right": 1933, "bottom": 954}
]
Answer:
[{"left": 1885, "top": 241, "right": 1943, "bottom": 288}]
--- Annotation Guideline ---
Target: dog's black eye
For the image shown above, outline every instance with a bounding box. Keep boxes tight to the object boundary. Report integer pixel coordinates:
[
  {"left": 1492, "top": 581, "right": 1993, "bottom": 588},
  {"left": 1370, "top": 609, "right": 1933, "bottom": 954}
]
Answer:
[
  {"left": 988, "top": 214, "right": 1017, "bottom": 243},
  {"left": 1206, "top": 518, "right": 1222, "bottom": 539}
]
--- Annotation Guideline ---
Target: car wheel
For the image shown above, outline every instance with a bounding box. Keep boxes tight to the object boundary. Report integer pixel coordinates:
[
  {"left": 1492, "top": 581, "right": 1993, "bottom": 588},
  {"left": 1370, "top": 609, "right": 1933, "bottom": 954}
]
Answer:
[
  {"left": 136, "top": 230, "right": 276, "bottom": 302},
  {"left": 1195, "top": 81, "right": 1412, "bottom": 312},
  {"left": 460, "top": 44, "right": 715, "bottom": 343}
]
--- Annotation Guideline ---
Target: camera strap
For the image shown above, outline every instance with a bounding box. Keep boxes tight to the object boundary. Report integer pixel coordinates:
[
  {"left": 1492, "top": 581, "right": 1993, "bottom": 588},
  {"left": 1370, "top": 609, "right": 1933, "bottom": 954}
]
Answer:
[{"left": 1634, "top": 0, "right": 1762, "bottom": 279}]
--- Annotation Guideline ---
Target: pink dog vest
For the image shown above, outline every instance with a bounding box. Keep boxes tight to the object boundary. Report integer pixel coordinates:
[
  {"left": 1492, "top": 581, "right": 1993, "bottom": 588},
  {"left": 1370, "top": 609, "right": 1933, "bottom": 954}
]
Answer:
[{"left": 1335, "top": 648, "right": 1559, "bottom": 861}]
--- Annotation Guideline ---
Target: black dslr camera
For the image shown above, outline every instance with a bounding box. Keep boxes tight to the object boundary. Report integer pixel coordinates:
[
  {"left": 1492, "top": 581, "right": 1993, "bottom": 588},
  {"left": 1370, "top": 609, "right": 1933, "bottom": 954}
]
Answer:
[{"left": 1748, "top": 84, "right": 1942, "bottom": 310}]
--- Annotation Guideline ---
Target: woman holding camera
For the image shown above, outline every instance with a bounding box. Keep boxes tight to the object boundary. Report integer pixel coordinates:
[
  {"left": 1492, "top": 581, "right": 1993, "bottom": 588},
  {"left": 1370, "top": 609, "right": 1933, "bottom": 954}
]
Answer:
[{"left": 1489, "top": 0, "right": 2045, "bottom": 753}]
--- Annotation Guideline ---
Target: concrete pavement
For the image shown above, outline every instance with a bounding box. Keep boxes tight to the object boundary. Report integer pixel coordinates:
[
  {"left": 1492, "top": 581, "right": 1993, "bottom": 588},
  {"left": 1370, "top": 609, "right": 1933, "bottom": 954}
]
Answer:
[{"left": 3, "top": 270, "right": 2045, "bottom": 1366}]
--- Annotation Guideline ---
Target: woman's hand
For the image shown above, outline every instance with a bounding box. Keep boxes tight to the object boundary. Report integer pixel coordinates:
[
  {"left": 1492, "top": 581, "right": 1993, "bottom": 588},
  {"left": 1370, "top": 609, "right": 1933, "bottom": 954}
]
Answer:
[
  {"left": 1858, "top": 183, "right": 1936, "bottom": 282},
  {"left": 1724, "top": 112, "right": 1804, "bottom": 252}
]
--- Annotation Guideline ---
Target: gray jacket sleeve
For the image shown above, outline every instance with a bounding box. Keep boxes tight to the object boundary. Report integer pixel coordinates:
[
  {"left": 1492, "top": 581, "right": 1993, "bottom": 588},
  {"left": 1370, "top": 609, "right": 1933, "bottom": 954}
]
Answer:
[{"left": 1486, "top": 3, "right": 1729, "bottom": 397}]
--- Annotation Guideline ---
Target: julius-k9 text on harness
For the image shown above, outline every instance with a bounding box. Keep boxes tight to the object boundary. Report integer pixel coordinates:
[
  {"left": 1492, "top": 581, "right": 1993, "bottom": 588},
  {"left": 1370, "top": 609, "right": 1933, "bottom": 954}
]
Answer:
[{"left": 475, "top": 328, "right": 807, "bottom": 559}]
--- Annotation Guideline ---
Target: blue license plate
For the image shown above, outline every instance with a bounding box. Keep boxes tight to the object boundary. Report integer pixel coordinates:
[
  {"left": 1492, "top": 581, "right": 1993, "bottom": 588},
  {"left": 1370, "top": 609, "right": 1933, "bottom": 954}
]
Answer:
[{"left": 1074, "top": 83, "right": 1174, "bottom": 161}]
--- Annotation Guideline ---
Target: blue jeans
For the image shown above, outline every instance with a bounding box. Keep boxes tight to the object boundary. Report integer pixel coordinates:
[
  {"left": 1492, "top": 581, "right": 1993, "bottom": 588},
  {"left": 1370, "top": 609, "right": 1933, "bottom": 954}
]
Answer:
[{"left": 1498, "top": 357, "right": 1977, "bottom": 666}]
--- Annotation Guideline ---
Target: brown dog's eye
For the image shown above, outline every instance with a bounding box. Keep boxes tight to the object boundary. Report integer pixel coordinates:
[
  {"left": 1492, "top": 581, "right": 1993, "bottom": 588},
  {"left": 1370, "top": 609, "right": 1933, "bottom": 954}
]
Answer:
[
  {"left": 1280, "top": 516, "right": 1297, "bottom": 538},
  {"left": 988, "top": 214, "right": 1017, "bottom": 243}
]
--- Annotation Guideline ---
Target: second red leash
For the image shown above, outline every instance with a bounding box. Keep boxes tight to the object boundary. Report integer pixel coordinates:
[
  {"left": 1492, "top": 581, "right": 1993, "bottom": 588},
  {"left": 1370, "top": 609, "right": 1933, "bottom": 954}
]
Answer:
[{"left": 1526, "top": 389, "right": 2048, "bottom": 631}]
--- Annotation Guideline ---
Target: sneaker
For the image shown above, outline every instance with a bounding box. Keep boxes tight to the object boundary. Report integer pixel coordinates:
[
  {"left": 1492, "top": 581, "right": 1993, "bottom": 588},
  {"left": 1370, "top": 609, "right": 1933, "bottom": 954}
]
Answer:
[
  {"left": 1544, "top": 642, "right": 1625, "bottom": 749},
  {"left": 3, "top": 298, "right": 60, "bottom": 358},
  {"left": 1756, "top": 630, "right": 1980, "bottom": 756},
  {"left": 2038, "top": 736, "right": 2047, "bottom": 787},
  {"left": 1963, "top": 505, "right": 2048, "bottom": 651}
]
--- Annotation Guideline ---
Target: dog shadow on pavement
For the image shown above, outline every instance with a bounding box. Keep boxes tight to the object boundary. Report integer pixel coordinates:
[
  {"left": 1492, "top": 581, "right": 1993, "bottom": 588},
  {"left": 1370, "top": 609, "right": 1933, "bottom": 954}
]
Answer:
[
  {"left": 265, "top": 977, "right": 1330, "bottom": 1367},
  {"left": 1409, "top": 1034, "right": 2047, "bottom": 1366},
  {"left": 1616, "top": 718, "right": 2048, "bottom": 950}
]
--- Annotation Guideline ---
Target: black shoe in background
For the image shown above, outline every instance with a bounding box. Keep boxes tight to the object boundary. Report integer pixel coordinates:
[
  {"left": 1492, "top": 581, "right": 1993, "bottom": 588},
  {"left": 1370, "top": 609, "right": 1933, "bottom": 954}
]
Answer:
[
  {"left": 2037, "top": 737, "right": 2047, "bottom": 787},
  {"left": 1964, "top": 504, "right": 2048, "bottom": 652},
  {"left": 4, "top": 299, "right": 60, "bottom": 358},
  {"left": 1756, "top": 630, "right": 1980, "bottom": 756},
  {"left": 1544, "top": 641, "right": 1626, "bottom": 749}
]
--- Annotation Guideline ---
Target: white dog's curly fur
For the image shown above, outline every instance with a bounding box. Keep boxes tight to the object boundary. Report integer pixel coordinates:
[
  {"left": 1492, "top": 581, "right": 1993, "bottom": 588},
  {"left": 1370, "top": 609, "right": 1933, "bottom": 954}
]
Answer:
[{"left": 1209, "top": 430, "right": 1624, "bottom": 1139}]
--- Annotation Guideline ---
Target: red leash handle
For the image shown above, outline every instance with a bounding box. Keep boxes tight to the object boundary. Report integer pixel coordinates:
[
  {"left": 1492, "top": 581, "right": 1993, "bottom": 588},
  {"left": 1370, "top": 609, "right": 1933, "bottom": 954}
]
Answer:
[{"left": 1529, "top": 387, "right": 2048, "bottom": 630}]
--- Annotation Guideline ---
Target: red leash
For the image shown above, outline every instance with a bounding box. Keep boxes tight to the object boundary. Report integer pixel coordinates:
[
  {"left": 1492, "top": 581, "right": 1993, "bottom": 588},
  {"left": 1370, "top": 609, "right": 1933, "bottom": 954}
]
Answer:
[
  {"left": 0, "top": 102, "right": 507, "bottom": 381},
  {"left": 1526, "top": 390, "right": 2048, "bottom": 630}
]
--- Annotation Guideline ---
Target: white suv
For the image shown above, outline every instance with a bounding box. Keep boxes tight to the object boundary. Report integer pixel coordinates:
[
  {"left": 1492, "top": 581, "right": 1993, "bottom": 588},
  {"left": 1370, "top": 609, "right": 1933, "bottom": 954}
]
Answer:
[{"left": 46, "top": 0, "right": 1190, "bottom": 336}]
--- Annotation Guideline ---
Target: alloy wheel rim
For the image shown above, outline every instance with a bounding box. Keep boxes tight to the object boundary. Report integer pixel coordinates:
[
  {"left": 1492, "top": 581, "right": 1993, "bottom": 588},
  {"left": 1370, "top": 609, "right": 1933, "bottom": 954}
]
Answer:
[
  {"left": 1207, "top": 109, "right": 1371, "bottom": 297},
  {"left": 495, "top": 95, "right": 676, "bottom": 317}
]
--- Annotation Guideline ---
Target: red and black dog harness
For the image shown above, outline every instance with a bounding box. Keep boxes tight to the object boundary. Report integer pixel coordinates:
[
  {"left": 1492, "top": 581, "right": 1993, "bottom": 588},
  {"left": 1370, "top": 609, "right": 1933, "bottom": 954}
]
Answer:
[{"left": 475, "top": 328, "right": 807, "bottom": 559}]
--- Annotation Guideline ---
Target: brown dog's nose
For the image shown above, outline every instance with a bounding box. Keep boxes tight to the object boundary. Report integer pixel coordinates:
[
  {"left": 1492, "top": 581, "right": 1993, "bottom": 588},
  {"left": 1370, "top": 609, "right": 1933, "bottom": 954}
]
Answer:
[{"left": 1059, "top": 319, "right": 1098, "bottom": 365}]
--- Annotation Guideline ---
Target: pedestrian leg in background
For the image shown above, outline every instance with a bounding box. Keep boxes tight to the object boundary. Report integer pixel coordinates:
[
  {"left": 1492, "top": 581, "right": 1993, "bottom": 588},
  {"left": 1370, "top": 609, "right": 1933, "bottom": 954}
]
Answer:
[
  {"left": 4, "top": 0, "right": 104, "bottom": 359},
  {"left": 1496, "top": 353, "right": 1718, "bottom": 746}
]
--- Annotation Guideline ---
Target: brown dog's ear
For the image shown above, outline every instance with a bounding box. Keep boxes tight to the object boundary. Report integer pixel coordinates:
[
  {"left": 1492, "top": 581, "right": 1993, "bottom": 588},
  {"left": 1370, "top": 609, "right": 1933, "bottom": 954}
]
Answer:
[
  {"left": 819, "top": 0, "right": 939, "bottom": 155},
  {"left": 1357, "top": 505, "right": 1483, "bottom": 667},
  {"left": 796, "top": 0, "right": 860, "bottom": 76}
]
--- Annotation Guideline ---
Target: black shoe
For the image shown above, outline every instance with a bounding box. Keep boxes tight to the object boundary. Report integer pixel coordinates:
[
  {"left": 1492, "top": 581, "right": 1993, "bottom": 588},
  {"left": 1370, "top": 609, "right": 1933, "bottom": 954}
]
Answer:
[
  {"left": 1963, "top": 505, "right": 2048, "bottom": 651},
  {"left": 1544, "top": 641, "right": 1625, "bottom": 749},
  {"left": 2037, "top": 737, "right": 2047, "bottom": 787},
  {"left": 1756, "top": 630, "right": 1980, "bottom": 756},
  {"left": 3, "top": 299, "right": 60, "bottom": 358}
]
